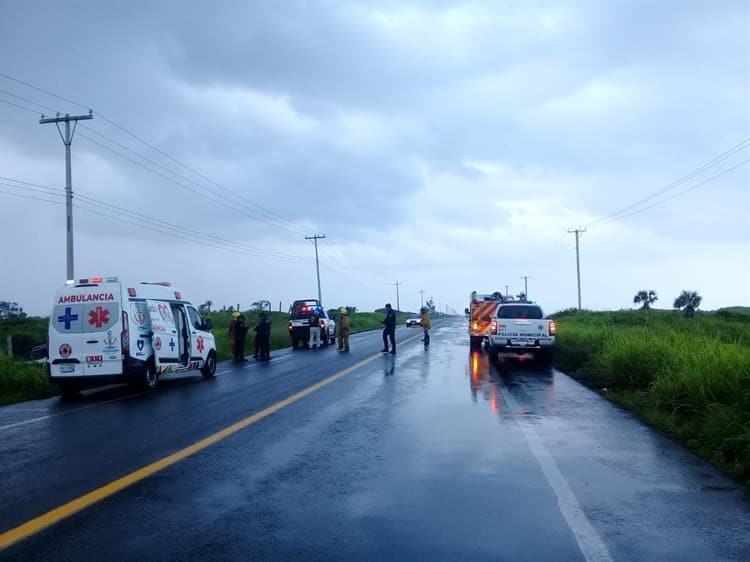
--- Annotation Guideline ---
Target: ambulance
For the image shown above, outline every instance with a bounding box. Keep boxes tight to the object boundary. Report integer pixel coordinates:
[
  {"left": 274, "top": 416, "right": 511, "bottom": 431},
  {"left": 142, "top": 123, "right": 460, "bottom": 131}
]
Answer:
[
  {"left": 48, "top": 277, "right": 217, "bottom": 396},
  {"left": 466, "top": 291, "right": 510, "bottom": 349}
]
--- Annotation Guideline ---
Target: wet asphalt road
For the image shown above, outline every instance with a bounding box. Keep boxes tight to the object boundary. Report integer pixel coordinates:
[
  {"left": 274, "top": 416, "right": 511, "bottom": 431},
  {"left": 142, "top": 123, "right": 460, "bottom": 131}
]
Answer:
[{"left": 1, "top": 319, "right": 749, "bottom": 561}]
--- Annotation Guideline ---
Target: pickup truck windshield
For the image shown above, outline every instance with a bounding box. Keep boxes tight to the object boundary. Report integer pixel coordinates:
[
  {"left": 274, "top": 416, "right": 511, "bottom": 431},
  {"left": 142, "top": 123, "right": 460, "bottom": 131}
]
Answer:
[{"left": 496, "top": 305, "right": 543, "bottom": 319}]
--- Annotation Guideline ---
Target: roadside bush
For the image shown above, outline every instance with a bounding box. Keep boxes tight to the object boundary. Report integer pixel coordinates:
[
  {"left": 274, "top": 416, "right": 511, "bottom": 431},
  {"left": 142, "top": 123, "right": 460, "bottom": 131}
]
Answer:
[{"left": 0, "top": 355, "right": 54, "bottom": 405}]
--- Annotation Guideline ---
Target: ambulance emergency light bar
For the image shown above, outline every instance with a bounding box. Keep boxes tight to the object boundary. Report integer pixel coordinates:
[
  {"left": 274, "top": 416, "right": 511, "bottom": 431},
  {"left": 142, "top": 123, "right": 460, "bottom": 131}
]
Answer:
[{"left": 72, "top": 276, "right": 119, "bottom": 284}]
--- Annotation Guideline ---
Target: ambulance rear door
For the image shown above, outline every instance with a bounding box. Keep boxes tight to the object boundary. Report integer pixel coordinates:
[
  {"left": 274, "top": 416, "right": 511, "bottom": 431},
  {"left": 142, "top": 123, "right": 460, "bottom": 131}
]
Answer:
[{"left": 146, "top": 300, "right": 180, "bottom": 373}]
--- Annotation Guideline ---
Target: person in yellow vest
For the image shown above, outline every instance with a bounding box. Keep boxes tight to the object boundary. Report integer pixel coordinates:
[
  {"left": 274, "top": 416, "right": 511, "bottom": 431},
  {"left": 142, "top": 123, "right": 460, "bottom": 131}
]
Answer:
[
  {"left": 420, "top": 307, "right": 431, "bottom": 348},
  {"left": 229, "top": 311, "right": 241, "bottom": 350},
  {"left": 337, "top": 308, "right": 352, "bottom": 352}
]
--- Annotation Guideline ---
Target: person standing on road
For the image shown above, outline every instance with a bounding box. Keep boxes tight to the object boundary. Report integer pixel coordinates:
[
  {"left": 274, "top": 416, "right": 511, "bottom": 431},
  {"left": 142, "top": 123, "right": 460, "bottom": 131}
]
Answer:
[
  {"left": 308, "top": 308, "right": 322, "bottom": 350},
  {"left": 256, "top": 312, "right": 272, "bottom": 361},
  {"left": 421, "top": 307, "right": 431, "bottom": 348},
  {"left": 337, "top": 308, "right": 351, "bottom": 352},
  {"left": 229, "top": 311, "right": 240, "bottom": 351},
  {"left": 381, "top": 303, "right": 396, "bottom": 354},
  {"left": 233, "top": 315, "right": 249, "bottom": 362}
]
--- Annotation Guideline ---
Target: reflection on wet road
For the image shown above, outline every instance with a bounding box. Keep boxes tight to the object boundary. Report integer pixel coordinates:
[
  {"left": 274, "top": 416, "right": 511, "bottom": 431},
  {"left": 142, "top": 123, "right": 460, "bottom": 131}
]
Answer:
[{"left": 1, "top": 320, "right": 749, "bottom": 561}]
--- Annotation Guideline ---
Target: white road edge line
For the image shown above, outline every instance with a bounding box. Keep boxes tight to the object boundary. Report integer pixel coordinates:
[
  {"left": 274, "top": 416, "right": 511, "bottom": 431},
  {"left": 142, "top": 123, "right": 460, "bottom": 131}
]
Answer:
[{"left": 498, "top": 378, "right": 613, "bottom": 562}]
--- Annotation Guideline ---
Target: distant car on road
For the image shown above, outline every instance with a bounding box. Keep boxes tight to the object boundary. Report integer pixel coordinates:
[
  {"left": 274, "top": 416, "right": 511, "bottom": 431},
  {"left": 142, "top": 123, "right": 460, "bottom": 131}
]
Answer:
[{"left": 405, "top": 317, "right": 422, "bottom": 327}]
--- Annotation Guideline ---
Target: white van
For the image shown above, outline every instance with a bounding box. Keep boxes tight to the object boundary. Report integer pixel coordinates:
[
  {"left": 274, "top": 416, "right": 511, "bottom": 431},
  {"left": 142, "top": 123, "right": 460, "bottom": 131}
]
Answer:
[{"left": 48, "top": 277, "right": 217, "bottom": 396}]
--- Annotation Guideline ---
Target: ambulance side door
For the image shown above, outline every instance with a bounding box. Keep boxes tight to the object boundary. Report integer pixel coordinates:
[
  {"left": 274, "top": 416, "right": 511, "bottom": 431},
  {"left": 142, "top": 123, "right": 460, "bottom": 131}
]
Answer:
[
  {"left": 146, "top": 300, "right": 180, "bottom": 373},
  {"left": 187, "top": 305, "right": 209, "bottom": 368}
]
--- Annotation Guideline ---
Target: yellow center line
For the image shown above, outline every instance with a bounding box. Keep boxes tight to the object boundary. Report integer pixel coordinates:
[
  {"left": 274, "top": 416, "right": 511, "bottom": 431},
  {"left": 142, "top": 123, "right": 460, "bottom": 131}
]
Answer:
[{"left": 0, "top": 333, "right": 422, "bottom": 551}]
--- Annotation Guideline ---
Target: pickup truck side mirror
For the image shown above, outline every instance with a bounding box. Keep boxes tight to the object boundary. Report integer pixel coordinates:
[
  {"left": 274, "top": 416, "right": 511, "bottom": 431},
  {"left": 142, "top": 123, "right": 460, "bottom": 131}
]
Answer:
[
  {"left": 464, "top": 308, "right": 470, "bottom": 315},
  {"left": 203, "top": 318, "right": 213, "bottom": 331}
]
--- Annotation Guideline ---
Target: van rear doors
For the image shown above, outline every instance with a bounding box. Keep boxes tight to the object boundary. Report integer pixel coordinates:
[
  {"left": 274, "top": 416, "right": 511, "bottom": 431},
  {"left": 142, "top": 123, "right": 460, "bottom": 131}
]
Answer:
[
  {"left": 146, "top": 300, "right": 181, "bottom": 373},
  {"left": 50, "top": 282, "right": 123, "bottom": 377}
]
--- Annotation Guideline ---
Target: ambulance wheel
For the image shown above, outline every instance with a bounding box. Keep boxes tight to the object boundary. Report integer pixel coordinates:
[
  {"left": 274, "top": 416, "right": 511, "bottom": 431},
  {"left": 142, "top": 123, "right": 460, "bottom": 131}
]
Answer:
[
  {"left": 58, "top": 381, "right": 81, "bottom": 399},
  {"left": 141, "top": 364, "right": 159, "bottom": 390},
  {"left": 201, "top": 351, "right": 217, "bottom": 378},
  {"left": 470, "top": 336, "right": 483, "bottom": 349}
]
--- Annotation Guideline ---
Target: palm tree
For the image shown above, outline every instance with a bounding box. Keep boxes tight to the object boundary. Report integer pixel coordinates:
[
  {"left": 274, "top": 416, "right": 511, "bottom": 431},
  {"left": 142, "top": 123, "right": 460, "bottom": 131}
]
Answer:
[
  {"left": 633, "top": 290, "right": 658, "bottom": 310},
  {"left": 673, "top": 290, "right": 702, "bottom": 317}
]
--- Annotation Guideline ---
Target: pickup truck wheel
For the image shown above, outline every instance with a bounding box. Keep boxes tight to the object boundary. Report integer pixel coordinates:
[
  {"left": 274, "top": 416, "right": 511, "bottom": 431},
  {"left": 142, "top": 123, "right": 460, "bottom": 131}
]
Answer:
[
  {"left": 537, "top": 349, "right": 554, "bottom": 366},
  {"left": 201, "top": 351, "right": 217, "bottom": 378},
  {"left": 141, "top": 363, "right": 159, "bottom": 390}
]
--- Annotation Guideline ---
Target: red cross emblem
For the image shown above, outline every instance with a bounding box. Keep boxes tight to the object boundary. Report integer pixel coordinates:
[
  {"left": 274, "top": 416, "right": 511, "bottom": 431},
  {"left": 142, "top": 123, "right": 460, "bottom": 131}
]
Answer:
[
  {"left": 88, "top": 306, "right": 110, "bottom": 328},
  {"left": 196, "top": 336, "right": 205, "bottom": 353}
]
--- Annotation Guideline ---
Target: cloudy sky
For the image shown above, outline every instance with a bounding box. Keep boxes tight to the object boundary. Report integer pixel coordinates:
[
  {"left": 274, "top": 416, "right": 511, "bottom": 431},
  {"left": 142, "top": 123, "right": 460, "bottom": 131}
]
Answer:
[{"left": 1, "top": 0, "right": 748, "bottom": 316}]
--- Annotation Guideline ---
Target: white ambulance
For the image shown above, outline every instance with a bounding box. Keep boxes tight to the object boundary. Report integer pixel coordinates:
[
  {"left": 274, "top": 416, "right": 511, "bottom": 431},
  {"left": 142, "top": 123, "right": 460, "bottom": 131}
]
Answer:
[{"left": 48, "top": 277, "right": 217, "bottom": 396}]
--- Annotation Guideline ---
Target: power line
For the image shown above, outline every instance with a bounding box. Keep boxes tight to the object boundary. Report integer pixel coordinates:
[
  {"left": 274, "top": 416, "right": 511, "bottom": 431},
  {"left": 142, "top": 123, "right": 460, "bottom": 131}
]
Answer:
[
  {"left": 0, "top": 177, "right": 312, "bottom": 263},
  {"left": 77, "top": 126, "right": 310, "bottom": 236},
  {"left": 0, "top": 97, "right": 40, "bottom": 114},
  {"left": 0, "top": 71, "right": 315, "bottom": 236},
  {"left": 595, "top": 157, "right": 750, "bottom": 226},
  {"left": 586, "top": 137, "right": 750, "bottom": 227}
]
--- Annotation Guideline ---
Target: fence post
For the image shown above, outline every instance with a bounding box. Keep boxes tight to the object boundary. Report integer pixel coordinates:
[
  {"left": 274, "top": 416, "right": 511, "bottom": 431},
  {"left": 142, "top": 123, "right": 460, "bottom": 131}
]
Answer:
[{"left": 6, "top": 335, "right": 12, "bottom": 358}]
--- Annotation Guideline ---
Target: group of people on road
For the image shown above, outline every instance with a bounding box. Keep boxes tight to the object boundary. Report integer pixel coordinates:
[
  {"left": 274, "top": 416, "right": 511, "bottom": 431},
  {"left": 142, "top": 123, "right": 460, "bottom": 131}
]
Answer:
[
  {"left": 228, "top": 304, "right": 431, "bottom": 362},
  {"left": 381, "top": 303, "right": 431, "bottom": 354},
  {"left": 229, "top": 311, "right": 272, "bottom": 362}
]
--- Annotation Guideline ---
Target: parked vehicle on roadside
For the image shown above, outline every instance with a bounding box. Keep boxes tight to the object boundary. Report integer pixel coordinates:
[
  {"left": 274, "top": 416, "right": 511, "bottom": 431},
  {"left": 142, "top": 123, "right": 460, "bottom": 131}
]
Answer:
[
  {"left": 486, "top": 302, "right": 556, "bottom": 364},
  {"left": 48, "top": 277, "right": 216, "bottom": 397},
  {"left": 466, "top": 290, "right": 511, "bottom": 348},
  {"left": 288, "top": 299, "right": 336, "bottom": 348}
]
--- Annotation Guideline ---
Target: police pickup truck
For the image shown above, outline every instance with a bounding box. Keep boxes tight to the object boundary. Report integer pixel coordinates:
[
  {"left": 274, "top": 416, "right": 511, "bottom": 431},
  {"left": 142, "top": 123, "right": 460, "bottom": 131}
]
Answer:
[
  {"left": 486, "top": 302, "right": 556, "bottom": 364},
  {"left": 288, "top": 299, "right": 336, "bottom": 348}
]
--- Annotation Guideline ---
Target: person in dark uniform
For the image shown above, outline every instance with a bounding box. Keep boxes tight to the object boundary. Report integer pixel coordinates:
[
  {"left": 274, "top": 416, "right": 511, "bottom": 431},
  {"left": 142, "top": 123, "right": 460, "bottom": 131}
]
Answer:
[
  {"left": 381, "top": 303, "right": 396, "bottom": 354},
  {"left": 256, "top": 312, "right": 272, "bottom": 361},
  {"left": 233, "top": 315, "right": 249, "bottom": 362}
]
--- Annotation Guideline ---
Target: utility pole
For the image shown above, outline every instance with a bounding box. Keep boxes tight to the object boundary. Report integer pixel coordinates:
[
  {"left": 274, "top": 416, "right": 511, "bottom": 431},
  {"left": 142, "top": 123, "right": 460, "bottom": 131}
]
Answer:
[
  {"left": 521, "top": 275, "right": 531, "bottom": 301},
  {"left": 504, "top": 285, "right": 510, "bottom": 298},
  {"left": 305, "top": 234, "right": 326, "bottom": 303},
  {"left": 568, "top": 228, "right": 586, "bottom": 309},
  {"left": 418, "top": 289, "right": 425, "bottom": 309},
  {"left": 39, "top": 111, "right": 93, "bottom": 281},
  {"left": 393, "top": 281, "right": 402, "bottom": 312}
]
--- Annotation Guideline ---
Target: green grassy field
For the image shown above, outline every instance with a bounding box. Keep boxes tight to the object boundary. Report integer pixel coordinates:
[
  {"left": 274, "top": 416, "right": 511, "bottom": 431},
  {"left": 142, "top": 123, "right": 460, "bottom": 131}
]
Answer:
[{"left": 552, "top": 309, "right": 750, "bottom": 485}]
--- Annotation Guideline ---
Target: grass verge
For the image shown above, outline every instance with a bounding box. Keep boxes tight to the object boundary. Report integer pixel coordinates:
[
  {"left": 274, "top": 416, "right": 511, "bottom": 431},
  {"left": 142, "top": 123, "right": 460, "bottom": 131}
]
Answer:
[{"left": 552, "top": 309, "right": 750, "bottom": 486}]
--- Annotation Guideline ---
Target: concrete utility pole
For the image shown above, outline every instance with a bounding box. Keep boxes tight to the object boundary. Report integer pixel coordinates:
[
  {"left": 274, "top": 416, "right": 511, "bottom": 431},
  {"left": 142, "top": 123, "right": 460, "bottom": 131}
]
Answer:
[
  {"left": 393, "top": 281, "right": 403, "bottom": 312},
  {"left": 418, "top": 289, "right": 425, "bottom": 309},
  {"left": 504, "top": 285, "right": 510, "bottom": 297},
  {"left": 568, "top": 228, "right": 586, "bottom": 309},
  {"left": 39, "top": 111, "right": 93, "bottom": 282},
  {"left": 305, "top": 234, "right": 326, "bottom": 303},
  {"left": 521, "top": 275, "right": 531, "bottom": 300}
]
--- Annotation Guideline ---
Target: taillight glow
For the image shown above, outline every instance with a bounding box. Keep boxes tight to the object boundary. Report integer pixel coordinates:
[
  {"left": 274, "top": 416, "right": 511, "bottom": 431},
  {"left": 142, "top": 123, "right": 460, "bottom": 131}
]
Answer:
[
  {"left": 490, "top": 320, "right": 498, "bottom": 335},
  {"left": 472, "top": 322, "right": 478, "bottom": 330},
  {"left": 288, "top": 321, "right": 293, "bottom": 331},
  {"left": 548, "top": 320, "right": 557, "bottom": 336}
]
